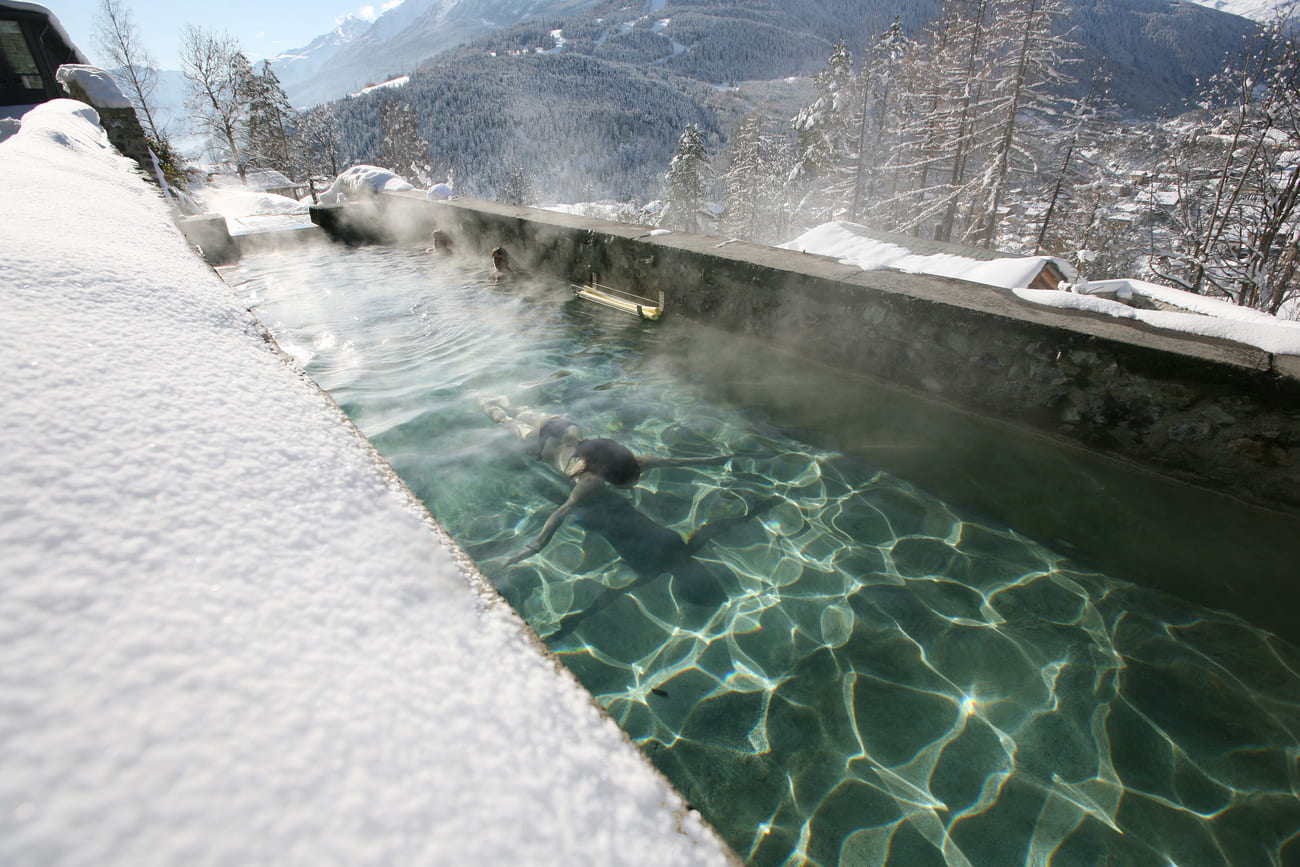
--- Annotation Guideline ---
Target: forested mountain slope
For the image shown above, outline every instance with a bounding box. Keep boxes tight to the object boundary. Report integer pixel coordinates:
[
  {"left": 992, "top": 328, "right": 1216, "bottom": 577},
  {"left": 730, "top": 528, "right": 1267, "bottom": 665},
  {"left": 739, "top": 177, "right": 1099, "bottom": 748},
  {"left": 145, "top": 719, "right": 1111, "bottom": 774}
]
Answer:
[
  {"left": 314, "top": 0, "right": 1260, "bottom": 203},
  {"left": 328, "top": 50, "right": 718, "bottom": 201},
  {"left": 277, "top": 0, "right": 607, "bottom": 106},
  {"left": 298, "top": 0, "right": 1257, "bottom": 113},
  {"left": 1068, "top": 0, "right": 1263, "bottom": 115}
]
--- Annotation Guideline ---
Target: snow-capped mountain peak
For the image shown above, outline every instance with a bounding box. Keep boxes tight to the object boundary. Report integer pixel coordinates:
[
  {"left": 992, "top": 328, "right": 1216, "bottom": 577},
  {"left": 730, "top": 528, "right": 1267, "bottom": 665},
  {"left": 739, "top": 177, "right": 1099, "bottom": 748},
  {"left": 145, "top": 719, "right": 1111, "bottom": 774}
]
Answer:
[{"left": 267, "top": 16, "right": 368, "bottom": 70}]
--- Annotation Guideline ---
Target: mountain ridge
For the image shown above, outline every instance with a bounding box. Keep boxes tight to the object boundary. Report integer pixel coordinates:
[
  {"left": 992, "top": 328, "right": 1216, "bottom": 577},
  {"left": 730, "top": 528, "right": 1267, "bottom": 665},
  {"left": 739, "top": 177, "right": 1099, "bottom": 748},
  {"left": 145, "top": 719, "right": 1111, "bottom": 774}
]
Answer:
[{"left": 263, "top": 0, "right": 1265, "bottom": 116}]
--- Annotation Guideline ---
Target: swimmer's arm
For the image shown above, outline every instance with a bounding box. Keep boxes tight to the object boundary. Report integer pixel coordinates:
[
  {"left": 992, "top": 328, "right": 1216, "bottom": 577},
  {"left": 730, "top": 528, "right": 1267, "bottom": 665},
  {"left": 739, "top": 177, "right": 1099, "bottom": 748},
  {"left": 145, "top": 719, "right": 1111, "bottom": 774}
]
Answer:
[
  {"left": 636, "top": 454, "right": 732, "bottom": 471},
  {"left": 507, "top": 474, "right": 605, "bottom": 564}
]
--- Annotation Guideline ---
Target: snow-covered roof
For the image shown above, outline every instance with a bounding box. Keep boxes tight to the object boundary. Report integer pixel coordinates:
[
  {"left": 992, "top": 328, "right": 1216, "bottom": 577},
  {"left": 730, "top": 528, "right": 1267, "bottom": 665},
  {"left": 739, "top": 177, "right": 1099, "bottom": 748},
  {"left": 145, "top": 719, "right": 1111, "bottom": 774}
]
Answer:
[
  {"left": 0, "top": 2, "right": 87, "bottom": 66},
  {"left": 781, "top": 221, "right": 1073, "bottom": 291},
  {"left": 0, "top": 98, "right": 733, "bottom": 866}
]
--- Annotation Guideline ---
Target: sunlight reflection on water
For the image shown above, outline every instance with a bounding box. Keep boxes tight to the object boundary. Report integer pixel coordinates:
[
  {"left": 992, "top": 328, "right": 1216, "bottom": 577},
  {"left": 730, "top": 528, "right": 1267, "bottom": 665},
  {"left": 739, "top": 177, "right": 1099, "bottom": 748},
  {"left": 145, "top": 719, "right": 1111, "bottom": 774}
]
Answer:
[{"left": 223, "top": 246, "right": 1300, "bottom": 867}]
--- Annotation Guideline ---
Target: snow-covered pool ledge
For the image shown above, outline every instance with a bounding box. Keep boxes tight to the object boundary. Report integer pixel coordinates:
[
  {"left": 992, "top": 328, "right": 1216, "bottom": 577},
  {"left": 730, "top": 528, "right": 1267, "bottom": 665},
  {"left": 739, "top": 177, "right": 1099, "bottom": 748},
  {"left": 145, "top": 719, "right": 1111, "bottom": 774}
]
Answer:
[
  {"left": 1, "top": 101, "right": 738, "bottom": 866},
  {"left": 336, "top": 192, "right": 1300, "bottom": 518}
]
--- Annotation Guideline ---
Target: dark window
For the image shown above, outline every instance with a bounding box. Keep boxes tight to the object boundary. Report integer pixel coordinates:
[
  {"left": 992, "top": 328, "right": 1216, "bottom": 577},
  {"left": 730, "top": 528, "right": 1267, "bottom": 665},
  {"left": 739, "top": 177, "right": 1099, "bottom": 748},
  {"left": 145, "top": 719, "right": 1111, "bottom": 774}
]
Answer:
[{"left": 0, "top": 19, "right": 46, "bottom": 105}]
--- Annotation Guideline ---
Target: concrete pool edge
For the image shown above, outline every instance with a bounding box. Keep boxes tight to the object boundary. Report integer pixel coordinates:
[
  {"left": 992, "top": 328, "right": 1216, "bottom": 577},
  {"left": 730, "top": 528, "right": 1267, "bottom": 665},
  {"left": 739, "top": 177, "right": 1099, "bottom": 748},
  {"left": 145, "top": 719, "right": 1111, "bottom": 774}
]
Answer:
[{"left": 310, "top": 194, "right": 1300, "bottom": 521}]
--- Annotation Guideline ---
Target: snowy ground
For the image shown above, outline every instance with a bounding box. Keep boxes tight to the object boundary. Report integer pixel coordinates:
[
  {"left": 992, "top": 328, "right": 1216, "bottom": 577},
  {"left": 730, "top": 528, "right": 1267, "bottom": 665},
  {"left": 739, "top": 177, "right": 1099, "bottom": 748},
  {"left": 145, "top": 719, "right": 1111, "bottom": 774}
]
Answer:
[{"left": 0, "top": 99, "right": 734, "bottom": 866}]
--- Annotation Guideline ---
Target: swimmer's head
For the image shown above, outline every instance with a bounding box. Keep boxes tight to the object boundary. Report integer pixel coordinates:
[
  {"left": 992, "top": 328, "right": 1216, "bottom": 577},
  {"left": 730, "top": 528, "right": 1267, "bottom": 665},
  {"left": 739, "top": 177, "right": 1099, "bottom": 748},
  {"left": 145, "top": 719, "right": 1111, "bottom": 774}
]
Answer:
[
  {"left": 573, "top": 438, "right": 640, "bottom": 487},
  {"left": 491, "top": 247, "right": 509, "bottom": 268}
]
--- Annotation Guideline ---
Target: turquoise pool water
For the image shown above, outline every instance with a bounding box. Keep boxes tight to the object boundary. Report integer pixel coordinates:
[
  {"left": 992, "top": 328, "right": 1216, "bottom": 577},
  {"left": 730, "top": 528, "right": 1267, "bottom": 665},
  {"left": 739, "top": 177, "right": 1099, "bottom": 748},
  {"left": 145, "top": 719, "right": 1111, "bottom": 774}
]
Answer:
[{"left": 223, "top": 246, "right": 1300, "bottom": 867}]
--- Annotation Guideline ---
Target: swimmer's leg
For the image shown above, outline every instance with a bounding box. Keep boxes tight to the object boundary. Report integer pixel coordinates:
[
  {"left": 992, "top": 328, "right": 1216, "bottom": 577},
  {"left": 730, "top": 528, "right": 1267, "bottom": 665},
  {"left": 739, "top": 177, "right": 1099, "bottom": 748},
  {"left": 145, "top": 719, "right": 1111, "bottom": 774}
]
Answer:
[
  {"left": 513, "top": 408, "right": 552, "bottom": 428},
  {"left": 478, "top": 395, "right": 541, "bottom": 450},
  {"left": 477, "top": 395, "right": 512, "bottom": 424}
]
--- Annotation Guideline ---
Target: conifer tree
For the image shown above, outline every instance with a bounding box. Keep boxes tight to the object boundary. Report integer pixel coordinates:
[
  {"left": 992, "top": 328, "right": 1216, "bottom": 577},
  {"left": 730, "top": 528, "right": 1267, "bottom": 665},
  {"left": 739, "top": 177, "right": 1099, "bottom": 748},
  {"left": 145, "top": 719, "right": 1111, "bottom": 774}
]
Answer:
[
  {"left": 298, "top": 104, "right": 343, "bottom": 186},
  {"left": 722, "top": 111, "right": 767, "bottom": 239},
  {"left": 664, "top": 124, "right": 709, "bottom": 232},
  {"left": 790, "top": 38, "right": 857, "bottom": 225},
  {"left": 851, "top": 19, "right": 913, "bottom": 225},
  {"left": 501, "top": 164, "right": 535, "bottom": 206},
  {"left": 243, "top": 61, "right": 297, "bottom": 178},
  {"left": 721, "top": 110, "right": 795, "bottom": 244},
  {"left": 378, "top": 100, "right": 432, "bottom": 187}
]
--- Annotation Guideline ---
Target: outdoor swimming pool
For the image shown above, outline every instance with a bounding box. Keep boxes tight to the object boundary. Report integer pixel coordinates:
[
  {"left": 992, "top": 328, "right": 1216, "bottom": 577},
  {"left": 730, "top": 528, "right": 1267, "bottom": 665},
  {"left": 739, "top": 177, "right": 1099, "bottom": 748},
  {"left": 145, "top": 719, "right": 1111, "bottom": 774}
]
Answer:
[{"left": 222, "top": 245, "right": 1300, "bottom": 867}]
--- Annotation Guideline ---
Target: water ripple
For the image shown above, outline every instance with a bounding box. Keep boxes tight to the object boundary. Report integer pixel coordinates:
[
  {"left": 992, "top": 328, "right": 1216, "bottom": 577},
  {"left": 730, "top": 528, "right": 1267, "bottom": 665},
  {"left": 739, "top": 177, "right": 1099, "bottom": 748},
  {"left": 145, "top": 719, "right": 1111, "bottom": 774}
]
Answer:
[{"left": 223, "top": 246, "right": 1300, "bottom": 867}]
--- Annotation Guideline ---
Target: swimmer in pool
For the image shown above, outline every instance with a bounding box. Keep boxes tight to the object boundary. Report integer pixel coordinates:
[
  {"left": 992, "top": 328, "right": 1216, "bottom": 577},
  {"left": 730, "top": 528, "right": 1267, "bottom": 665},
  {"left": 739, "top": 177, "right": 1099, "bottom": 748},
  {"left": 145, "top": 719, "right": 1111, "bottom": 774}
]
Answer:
[
  {"left": 489, "top": 246, "right": 516, "bottom": 282},
  {"left": 478, "top": 396, "right": 729, "bottom": 563},
  {"left": 426, "top": 230, "right": 453, "bottom": 256}
]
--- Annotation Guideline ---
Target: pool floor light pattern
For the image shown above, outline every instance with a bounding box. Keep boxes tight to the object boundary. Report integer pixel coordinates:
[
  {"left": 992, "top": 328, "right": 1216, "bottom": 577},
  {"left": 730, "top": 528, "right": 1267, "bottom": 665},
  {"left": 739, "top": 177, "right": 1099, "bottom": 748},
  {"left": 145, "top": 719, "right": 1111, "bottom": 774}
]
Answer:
[{"left": 223, "top": 247, "right": 1300, "bottom": 867}]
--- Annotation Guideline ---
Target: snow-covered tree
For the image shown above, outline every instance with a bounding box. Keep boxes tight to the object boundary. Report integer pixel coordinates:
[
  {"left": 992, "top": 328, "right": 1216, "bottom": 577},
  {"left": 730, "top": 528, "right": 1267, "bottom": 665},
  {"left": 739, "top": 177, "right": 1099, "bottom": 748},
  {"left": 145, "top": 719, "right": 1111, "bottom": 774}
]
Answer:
[
  {"left": 867, "top": 0, "right": 1082, "bottom": 247},
  {"left": 964, "top": 0, "right": 1078, "bottom": 248},
  {"left": 789, "top": 38, "right": 858, "bottom": 225},
  {"left": 181, "top": 26, "right": 253, "bottom": 179},
  {"left": 1154, "top": 14, "right": 1300, "bottom": 313},
  {"left": 877, "top": 0, "right": 996, "bottom": 241},
  {"left": 926, "top": 0, "right": 998, "bottom": 242},
  {"left": 243, "top": 61, "right": 297, "bottom": 178},
  {"left": 298, "top": 104, "right": 343, "bottom": 190},
  {"left": 94, "top": 0, "right": 177, "bottom": 169},
  {"left": 1034, "top": 74, "right": 1116, "bottom": 257},
  {"left": 663, "top": 123, "right": 709, "bottom": 232},
  {"left": 378, "top": 99, "right": 432, "bottom": 187},
  {"left": 500, "top": 164, "right": 535, "bottom": 206},
  {"left": 721, "top": 110, "right": 794, "bottom": 242},
  {"left": 849, "top": 19, "right": 913, "bottom": 224}
]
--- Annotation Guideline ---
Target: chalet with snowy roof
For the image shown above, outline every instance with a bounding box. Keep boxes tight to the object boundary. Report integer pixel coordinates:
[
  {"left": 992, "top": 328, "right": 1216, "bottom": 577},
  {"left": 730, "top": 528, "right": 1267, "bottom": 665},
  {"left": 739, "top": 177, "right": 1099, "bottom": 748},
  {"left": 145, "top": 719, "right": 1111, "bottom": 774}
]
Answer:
[
  {"left": 782, "top": 221, "right": 1072, "bottom": 293},
  {"left": 0, "top": 1, "right": 87, "bottom": 118}
]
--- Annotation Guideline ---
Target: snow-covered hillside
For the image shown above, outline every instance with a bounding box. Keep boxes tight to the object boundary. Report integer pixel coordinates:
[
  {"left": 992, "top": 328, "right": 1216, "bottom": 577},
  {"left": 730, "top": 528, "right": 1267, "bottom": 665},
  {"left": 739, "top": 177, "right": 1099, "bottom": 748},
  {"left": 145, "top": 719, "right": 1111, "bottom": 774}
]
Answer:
[{"left": 1188, "top": 0, "right": 1291, "bottom": 21}]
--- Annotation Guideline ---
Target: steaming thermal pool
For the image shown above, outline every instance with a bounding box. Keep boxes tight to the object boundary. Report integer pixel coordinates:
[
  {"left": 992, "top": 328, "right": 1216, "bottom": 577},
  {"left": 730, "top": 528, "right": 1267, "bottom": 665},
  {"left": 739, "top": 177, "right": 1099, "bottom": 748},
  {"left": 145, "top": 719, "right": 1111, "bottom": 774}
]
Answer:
[{"left": 222, "top": 246, "right": 1300, "bottom": 867}]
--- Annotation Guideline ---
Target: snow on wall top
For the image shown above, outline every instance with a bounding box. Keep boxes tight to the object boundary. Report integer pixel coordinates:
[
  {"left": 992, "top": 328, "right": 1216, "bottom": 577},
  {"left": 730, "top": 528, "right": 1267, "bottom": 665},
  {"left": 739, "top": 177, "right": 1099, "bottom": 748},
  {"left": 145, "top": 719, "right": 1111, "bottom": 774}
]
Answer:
[
  {"left": 781, "top": 220, "right": 1300, "bottom": 356},
  {"left": 55, "top": 64, "right": 133, "bottom": 109},
  {"left": 781, "top": 220, "right": 1064, "bottom": 291},
  {"left": 0, "top": 99, "right": 733, "bottom": 866},
  {"left": 318, "top": 163, "right": 415, "bottom": 203}
]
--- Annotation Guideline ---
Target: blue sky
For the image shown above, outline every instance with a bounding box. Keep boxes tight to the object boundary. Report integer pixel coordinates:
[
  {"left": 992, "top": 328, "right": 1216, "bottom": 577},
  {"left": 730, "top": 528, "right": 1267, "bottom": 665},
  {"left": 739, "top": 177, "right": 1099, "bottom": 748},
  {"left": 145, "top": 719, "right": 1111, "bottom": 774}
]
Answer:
[{"left": 49, "top": 0, "right": 399, "bottom": 70}]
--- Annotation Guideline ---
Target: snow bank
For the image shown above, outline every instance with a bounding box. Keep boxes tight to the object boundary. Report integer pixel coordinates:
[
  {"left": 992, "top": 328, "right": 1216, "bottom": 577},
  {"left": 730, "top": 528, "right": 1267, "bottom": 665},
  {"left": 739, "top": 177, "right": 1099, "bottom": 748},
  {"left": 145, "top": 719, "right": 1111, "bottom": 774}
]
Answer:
[
  {"left": 1019, "top": 280, "right": 1300, "bottom": 356},
  {"left": 55, "top": 65, "right": 133, "bottom": 109},
  {"left": 782, "top": 221, "right": 1070, "bottom": 290},
  {"left": 192, "top": 185, "right": 309, "bottom": 219},
  {"left": 318, "top": 164, "right": 415, "bottom": 203},
  {"left": 784, "top": 221, "right": 1300, "bottom": 356},
  {"left": 0, "top": 99, "right": 731, "bottom": 866}
]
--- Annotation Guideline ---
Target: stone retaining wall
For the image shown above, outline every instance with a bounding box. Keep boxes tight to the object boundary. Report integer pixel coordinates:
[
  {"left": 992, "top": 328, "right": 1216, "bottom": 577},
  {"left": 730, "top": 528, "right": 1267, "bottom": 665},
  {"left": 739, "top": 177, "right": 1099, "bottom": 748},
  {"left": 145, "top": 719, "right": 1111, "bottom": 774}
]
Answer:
[{"left": 312, "top": 194, "right": 1300, "bottom": 518}]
